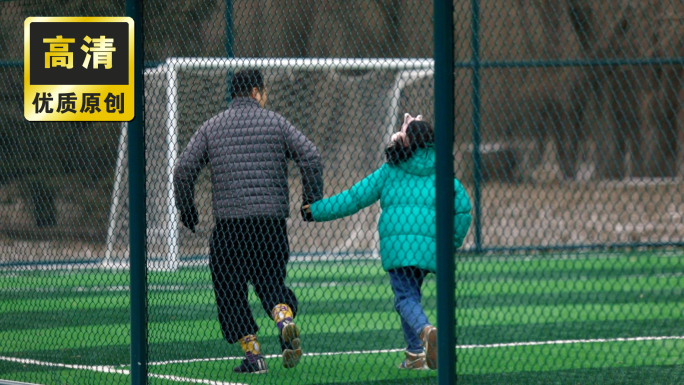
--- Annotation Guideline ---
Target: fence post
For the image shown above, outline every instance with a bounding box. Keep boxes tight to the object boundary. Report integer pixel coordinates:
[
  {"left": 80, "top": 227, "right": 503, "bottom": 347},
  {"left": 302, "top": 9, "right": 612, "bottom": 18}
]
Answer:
[
  {"left": 434, "top": 0, "right": 456, "bottom": 384},
  {"left": 471, "top": 0, "right": 483, "bottom": 253},
  {"left": 126, "top": 0, "right": 147, "bottom": 384},
  {"left": 225, "top": 0, "right": 234, "bottom": 57},
  {"left": 225, "top": 0, "right": 234, "bottom": 106}
]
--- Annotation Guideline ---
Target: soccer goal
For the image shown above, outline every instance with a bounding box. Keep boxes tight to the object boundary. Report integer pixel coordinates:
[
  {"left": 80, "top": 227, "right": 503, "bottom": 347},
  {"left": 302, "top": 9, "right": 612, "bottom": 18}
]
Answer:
[{"left": 104, "top": 58, "right": 434, "bottom": 271}]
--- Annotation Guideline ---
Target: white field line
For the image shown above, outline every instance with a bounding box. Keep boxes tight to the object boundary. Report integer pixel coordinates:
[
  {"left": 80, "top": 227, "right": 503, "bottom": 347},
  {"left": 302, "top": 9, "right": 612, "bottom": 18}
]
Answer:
[
  {"left": 146, "top": 374, "right": 246, "bottom": 385},
  {"left": 147, "top": 348, "right": 407, "bottom": 366},
  {"left": 147, "top": 335, "right": 684, "bottom": 366},
  {"left": 0, "top": 253, "right": 380, "bottom": 272},
  {"left": 2, "top": 285, "right": 213, "bottom": 293},
  {"left": 0, "top": 355, "right": 247, "bottom": 385},
  {"left": 2, "top": 336, "right": 682, "bottom": 382},
  {"left": 0, "top": 355, "right": 127, "bottom": 374},
  {"left": 1, "top": 281, "right": 369, "bottom": 293},
  {"left": 458, "top": 335, "right": 684, "bottom": 349}
]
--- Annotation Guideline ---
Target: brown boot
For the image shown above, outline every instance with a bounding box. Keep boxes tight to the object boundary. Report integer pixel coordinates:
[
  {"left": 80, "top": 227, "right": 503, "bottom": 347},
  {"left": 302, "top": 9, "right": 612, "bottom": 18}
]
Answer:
[
  {"left": 282, "top": 336, "right": 302, "bottom": 369},
  {"left": 398, "top": 350, "right": 427, "bottom": 370},
  {"left": 272, "top": 304, "right": 301, "bottom": 369},
  {"left": 420, "top": 325, "right": 438, "bottom": 369}
]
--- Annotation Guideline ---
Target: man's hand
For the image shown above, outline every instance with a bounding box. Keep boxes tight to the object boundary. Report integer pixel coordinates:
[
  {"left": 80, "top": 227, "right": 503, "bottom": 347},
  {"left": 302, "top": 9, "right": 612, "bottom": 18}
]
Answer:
[
  {"left": 301, "top": 203, "right": 314, "bottom": 222},
  {"left": 180, "top": 206, "right": 199, "bottom": 233}
]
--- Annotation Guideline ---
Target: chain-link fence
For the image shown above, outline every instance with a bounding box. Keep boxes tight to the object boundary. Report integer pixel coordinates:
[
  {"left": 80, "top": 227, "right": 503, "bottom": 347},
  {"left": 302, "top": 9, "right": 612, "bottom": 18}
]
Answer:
[{"left": 1, "top": 0, "right": 684, "bottom": 384}]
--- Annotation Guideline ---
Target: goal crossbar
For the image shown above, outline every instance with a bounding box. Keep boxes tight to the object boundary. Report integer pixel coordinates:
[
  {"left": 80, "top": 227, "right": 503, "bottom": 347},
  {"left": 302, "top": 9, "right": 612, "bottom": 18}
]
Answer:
[{"left": 166, "top": 57, "right": 433, "bottom": 71}]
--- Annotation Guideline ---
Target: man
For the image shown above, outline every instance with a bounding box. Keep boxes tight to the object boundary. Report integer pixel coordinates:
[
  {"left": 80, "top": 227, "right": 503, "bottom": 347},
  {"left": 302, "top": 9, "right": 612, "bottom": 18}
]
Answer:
[{"left": 174, "top": 69, "right": 323, "bottom": 374}]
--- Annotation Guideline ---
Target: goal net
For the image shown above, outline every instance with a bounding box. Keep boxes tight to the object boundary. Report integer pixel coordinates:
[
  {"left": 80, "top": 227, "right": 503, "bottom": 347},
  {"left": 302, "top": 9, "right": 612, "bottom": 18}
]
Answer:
[{"left": 105, "top": 58, "right": 433, "bottom": 271}]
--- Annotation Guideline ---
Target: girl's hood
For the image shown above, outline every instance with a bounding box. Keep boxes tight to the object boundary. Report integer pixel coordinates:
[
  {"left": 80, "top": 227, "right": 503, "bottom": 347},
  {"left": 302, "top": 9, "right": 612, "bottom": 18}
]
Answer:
[{"left": 397, "top": 146, "right": 435, "bottom": 176}]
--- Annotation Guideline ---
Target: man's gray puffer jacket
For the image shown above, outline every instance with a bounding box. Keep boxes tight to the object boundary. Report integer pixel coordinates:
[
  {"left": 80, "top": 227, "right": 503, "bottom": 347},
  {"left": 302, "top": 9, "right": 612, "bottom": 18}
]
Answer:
[{"left": 174, "top": 97, "right": 323, "bottom": 220}]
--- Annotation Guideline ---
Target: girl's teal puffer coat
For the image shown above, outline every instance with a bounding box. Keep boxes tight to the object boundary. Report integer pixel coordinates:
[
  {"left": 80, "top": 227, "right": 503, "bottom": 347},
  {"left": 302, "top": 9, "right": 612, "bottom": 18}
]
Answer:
[{"left": 310, "top": 146, "right": 472, "bottom": 273}]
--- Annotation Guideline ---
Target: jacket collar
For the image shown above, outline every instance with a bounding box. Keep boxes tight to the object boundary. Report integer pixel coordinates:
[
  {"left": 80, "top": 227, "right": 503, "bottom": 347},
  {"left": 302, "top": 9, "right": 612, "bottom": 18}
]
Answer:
[
  {"left": 397, "top": 146, "right": 436, "bottom": 176},
  {"left": 230, "top": 97, "right": 260, "bottom": 109}
]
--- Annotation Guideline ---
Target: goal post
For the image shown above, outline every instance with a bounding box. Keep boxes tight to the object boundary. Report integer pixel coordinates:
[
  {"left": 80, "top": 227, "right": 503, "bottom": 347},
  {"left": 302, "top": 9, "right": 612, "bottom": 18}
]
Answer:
[{"left": 105, "top": 58, "right": 434, "bottom": 271}]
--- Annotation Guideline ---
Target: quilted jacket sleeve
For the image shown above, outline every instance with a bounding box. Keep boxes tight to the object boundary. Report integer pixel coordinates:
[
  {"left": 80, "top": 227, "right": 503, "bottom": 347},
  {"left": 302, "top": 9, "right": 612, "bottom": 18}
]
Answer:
[
  {"left": 173, "top": 125, "right": 209, "bottom": 216},
  {"left": 309, "top": 165, "right": 386, "bottom": 222},
  {"left": 453, "top": 178, "right": 472, "bottom": 248},
  {"left": 282, "top": 120, "right": 324, "bottom": 205}
]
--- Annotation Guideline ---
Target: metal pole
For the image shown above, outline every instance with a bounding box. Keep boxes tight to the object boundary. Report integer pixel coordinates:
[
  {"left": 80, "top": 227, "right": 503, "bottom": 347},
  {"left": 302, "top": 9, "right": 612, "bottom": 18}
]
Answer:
[
  {"left": 165, "top": 66, "right": 179, "bottom": 271},
  {"left": 126, "top": 0, "right": 147, "bottom": 383},
  {"left": 386, "top": 70, "right": 435, "bottom": 145},
  {"left": 225, "top": 0, "right": 234, "bottom": 57},
  {"left": 434, "top": 0, "right": 455, "bottom": 384},
  {"left": 471, "top": 0, "right": 483, "bottom": 253},
  {"left": 225, "top": 0, "right": 234, "bottom": 106},
  {"left": 104, "top": 123, "right": 128, "bottom": 268}
]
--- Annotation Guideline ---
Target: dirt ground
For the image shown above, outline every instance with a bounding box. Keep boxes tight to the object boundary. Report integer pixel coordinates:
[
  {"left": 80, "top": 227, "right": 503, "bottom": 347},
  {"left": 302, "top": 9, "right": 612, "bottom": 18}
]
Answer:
[{"left": 467, "top": 179, "right": 684, "bottom": 249}]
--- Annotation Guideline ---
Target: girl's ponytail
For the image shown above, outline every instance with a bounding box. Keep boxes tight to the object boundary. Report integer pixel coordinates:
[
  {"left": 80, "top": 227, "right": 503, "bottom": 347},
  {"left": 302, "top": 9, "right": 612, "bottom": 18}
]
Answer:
[{"left": 385, "top": 118, "right": 435, "bottom": 165}]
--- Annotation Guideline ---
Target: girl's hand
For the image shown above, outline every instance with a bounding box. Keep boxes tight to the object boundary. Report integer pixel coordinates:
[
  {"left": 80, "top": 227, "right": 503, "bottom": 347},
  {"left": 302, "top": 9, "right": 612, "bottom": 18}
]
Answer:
[{"left": 303, "top": 204, "right": 311, "bottom": 214}]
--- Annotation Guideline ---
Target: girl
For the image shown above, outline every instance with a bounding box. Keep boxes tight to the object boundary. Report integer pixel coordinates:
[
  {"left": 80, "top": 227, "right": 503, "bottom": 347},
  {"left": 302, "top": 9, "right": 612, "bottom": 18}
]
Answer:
[{"left": 304, "top": 114, "right": 472, "bottom": 370}]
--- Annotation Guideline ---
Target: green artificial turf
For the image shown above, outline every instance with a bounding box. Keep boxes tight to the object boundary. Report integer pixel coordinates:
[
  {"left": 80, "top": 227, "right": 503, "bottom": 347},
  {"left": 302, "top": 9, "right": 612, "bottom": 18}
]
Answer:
[{"left": 0, "top": 251, "right": 682, "bottom": 384}]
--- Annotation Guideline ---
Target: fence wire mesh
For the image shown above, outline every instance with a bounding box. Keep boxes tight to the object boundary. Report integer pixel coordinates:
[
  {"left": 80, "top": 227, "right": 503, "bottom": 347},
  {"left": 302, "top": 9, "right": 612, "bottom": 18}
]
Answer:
[
  {"left": 0, "top": 2, "right": 130, "bottom": 385},
  {"left": 0, "top": 0, "right": 683, "bottom": 385}
]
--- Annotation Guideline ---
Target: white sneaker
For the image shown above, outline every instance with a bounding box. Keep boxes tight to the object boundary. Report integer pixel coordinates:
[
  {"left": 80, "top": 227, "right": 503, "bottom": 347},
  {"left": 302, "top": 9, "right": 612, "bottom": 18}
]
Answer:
[{"left": 398, "top": 350, "right": 428, "bottom": 370}]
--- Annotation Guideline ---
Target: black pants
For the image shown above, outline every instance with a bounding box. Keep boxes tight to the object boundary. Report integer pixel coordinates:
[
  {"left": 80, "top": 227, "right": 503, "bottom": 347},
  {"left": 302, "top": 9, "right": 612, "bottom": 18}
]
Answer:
[{"left": 210, "top": 218, "right": 298, "bottom": 346}]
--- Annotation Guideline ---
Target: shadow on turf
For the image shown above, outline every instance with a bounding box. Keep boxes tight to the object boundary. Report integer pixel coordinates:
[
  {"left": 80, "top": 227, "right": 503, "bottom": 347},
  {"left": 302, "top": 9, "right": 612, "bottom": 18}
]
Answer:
[
  {"left": 316, "top": 378, "right": 436, "bottom": 385},
  {"left": 315, "top": 365, "right": 684, "bottom": 385},
  {"left": 457, "top": 365, "right": 684, "bottom": 385}
]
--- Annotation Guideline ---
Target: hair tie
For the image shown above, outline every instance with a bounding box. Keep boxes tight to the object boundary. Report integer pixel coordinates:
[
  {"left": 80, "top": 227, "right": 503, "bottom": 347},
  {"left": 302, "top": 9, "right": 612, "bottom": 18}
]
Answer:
[{"left": 391, "top": 113, "right": 423, "bottom": 147}]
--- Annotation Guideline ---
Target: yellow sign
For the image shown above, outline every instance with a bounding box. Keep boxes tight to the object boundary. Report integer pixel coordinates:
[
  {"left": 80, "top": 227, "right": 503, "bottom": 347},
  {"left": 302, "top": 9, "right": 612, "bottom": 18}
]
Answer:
[{"left": 24, "top": 17, "right": 134, "bottom": 121}]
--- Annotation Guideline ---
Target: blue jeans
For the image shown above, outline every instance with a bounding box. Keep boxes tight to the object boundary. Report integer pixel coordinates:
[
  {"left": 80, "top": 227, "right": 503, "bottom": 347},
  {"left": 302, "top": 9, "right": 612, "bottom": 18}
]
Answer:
[{"left": 388, "top": 266, "right": 431, "bottom": 353}]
